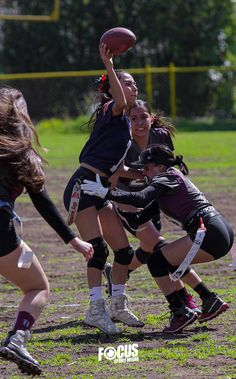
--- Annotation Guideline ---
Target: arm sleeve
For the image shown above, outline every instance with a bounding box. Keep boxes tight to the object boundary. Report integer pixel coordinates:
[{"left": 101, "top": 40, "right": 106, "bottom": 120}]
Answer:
[
  {"left": 27, "top": 187, "right": 76, "bottom": 244},
  {"left": 106, "top": 183, "right": 167, "bottom": 208}
]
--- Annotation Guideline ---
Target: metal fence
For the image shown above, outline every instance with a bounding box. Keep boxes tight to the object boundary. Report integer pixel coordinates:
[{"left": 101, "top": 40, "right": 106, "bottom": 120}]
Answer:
[{"left": 0, "top": 63, "right": 235, "bottom": 121}]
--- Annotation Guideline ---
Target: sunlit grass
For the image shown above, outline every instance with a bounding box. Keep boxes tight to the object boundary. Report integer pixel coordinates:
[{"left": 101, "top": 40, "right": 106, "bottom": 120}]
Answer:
[{"left": 1, "top": 121, "right": 235, "bottom": 378}]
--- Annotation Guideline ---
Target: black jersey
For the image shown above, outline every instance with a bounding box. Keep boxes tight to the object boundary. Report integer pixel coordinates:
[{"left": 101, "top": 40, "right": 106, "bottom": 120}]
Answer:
[
  {"left": 118, "top": 127, "right": 174, "bottom": 191},
  {"left": 0, "top": 162, "right": 76, "bottom": 244},
  {"left": 107, "top": 167, "right": 211, "bottom": 228},
  {"left": 79, "top": 101, "right": 131, "bottom": 177},
  {"left": 0, "top": 162, "right": 24, "bottom": 203}
]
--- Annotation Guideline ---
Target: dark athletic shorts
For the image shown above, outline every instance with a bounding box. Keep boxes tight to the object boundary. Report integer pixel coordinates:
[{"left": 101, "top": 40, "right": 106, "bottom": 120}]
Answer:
[
  {"left": 0, "top": 208, "right": 21, "bottom": 257},
  {"left": 189, "top": 212, "right": 234, "bottom": 260},
  {"left": 64, "top": 167, "right": 110, "bottom": 213},
  {"left": 120, "top": 211, "right": 161, "bottom": 238}
]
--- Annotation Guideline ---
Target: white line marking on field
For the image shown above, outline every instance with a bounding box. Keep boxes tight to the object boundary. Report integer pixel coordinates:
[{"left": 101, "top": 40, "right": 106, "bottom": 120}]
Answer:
[
  {"left": 0, "top": 303, "right": 81, "bottom": 308},
  {"left": 67, "top": 361, "right": 77, "bottom": 366}
]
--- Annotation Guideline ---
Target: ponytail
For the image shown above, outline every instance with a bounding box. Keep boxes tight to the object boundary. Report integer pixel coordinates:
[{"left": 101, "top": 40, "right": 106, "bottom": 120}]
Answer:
[
  {"left": 137, "top": 144, "right": 189, "bottom": 175},
  {"left": 86, "top": 70, "right": 126, "bottom": 131},
  {"left": 151, "top": 113, "right": 176, "bottom": 138},
  {"left": 173, "top": 155, "right": 189, "bottom": 175},
  {"left": 96, "top": 74, "right": 112, "bottom": 106}
]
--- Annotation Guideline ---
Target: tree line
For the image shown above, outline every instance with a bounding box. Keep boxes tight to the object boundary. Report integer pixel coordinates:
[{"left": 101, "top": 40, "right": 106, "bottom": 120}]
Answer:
[{"left": 0, "top": 0, "right": 235, "bottom": 119}]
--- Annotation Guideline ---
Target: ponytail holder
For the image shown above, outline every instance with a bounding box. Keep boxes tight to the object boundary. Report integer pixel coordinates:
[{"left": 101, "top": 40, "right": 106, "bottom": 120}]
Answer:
[
  {"left": 95, "top": 74, "right": 108, "bottom": 93},
  {"left": 101, "top": 74, "right": 107, "bottom": 82},
  {"left": 95, "top": 74, "right": 107, "bottom": 84}
]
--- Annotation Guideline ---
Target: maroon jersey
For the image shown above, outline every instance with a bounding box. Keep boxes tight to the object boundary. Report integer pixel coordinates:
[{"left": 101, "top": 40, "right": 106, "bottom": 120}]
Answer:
[
  {"left": 118, "top": 127, "right": 174, "bottom": 191},
  {"left": 107, "top": 167, "right": 211, "bottom": 227}
]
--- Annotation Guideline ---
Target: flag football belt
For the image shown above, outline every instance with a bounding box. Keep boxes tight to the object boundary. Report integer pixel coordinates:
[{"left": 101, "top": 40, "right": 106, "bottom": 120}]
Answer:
[
  {"left": 0, "top": 199, "right": 13, "bottom": 212},
  {"left": 171, "top": 206, "right": 219, "bottom": 281},
  {"left": 67, "top": 178, "right": 82, "bottom": 225},
  {"left": 67, "top": 169, "right": 110, "bottom": 225},
  {"left": 171, "top": 217, "right": 206, "bottom": 281},
  {"left": 0, "top": 199, "right": 29, "bottom": 268},
  {"left": 184, "top": 205, "right": 218, "bottom": 232}
]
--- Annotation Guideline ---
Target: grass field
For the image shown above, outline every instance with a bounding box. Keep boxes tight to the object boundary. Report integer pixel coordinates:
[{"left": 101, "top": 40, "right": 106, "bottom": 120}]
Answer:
[{"left": 0, "top": 123, "right": 236, "bottom": 378}]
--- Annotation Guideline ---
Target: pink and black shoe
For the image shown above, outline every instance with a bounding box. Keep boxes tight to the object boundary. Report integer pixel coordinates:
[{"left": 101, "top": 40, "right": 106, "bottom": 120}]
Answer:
[
  {"left": 198, "top": 293, "right": 229, "bottom": 323},
  {"left": 163, "top": 305, "right": 198, "bottom": 333},
  {"left": 184, "top": 294, "right": 202, "bottom": 315}
]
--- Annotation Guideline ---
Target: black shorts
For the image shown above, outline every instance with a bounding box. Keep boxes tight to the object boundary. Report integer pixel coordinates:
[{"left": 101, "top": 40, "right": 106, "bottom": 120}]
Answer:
[
  {"left": 0, "top": 208, "right": 21, "bottom": 257},
  {"left": 120, "top": 214, "right": 160, "bottom": 238},
  {"left": 63, "top": 167, "right": 110, "bottom": 213},
  {"left": 189, "top": 213, "right": 234, "bottom": 260}
]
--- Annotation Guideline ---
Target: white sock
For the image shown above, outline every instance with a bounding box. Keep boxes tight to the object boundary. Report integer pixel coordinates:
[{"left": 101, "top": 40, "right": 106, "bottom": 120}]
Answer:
[
  {"left": 89, "top": 286, "right": 102, "bottom": 301},
  {"left": 112, "top": 284, "right": 126, "bottom": 296}
]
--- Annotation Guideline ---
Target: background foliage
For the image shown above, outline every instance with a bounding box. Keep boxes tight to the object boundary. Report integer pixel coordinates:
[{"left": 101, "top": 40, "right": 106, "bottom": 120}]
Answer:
[{"left": 0, "top": 0, "right": 235, "bottom": 118}]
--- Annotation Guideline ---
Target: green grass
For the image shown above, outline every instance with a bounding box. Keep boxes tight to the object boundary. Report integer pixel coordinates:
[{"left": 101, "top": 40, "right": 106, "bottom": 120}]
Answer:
[
  {"left": 173, "top": 130, "right": 236, "bottom": 191},
  {"left": 1, "top": 119, "right": 236, "bottom": 378},
  {"left": 39, "top": 132, "right": 89, "bottom": 169},
  {"left": 176, "top": 117, "right": 236, "bottom": 132},
  {"left": 38, "top": 124, "right": 236, "bottom": 192},
  {"left": 39, "top": 129, "right": 236, "bottom": 170}
]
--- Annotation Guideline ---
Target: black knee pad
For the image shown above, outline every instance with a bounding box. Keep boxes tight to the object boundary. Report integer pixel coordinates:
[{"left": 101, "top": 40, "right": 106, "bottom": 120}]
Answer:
[
  {"left": 153, "top": 239, "right": 168, "bottom": 251},
  {"left": 87, "top": 237, "right": 109, "bottom": 270},
  {"left": 136, "top": 240, "right": 167, "bottom": 265},
  {"left": 147, "top": 249, "right": 170, "bottom": 277},
  {"left": 135, "top": 247, "right": 150, "bottom": 264},
  {"left": 114, "top": 246, "right": 134, "bottom": 265},
  {"left": 148, "top": 240, "right": 191, "bottom": 278}
]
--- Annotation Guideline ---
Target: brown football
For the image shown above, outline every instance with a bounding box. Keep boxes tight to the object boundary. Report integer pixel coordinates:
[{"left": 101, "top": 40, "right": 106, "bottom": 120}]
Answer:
[{"left": 100, "top": 27, "right": 136, "bottom": 55}]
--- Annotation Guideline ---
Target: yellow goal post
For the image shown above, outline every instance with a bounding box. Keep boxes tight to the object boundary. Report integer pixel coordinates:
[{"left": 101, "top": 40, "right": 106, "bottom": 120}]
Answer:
[{"left": 0, "top": 0, "right": 60, "bottom": 22}]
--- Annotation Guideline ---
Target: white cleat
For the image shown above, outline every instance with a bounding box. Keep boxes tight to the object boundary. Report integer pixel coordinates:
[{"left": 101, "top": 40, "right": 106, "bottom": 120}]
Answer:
[
  {"left": 0, "top": 330, "right": 41, "bottom": 376},
  {"left": 229, "top": 260, "right": 236, "bottom": 271},
  {"left": 108, "top": 294, "right": 145, "bottom": 327},
  {"left": 84, "top": 299, "right": 121, "bottom": 335}
]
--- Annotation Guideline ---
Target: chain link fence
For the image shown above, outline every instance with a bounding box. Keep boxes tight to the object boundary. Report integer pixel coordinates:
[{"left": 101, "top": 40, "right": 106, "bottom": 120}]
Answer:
[{"left": 0, "top": 65, "right": 235, "bottom": 121}]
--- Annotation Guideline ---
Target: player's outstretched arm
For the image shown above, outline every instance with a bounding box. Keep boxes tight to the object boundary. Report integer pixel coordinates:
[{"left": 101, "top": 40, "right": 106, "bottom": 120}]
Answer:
[
  {"left": 28, "top": 187, "right": 94, "bottom": 261},
  {"left": 99, "top": 43, "right": 127, "bottom": 115}
]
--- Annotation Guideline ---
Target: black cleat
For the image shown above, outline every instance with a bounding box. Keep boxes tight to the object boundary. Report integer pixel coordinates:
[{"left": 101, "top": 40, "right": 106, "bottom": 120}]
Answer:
[{"left": 198, "top": 293, "right": 229, "bottom": 323}]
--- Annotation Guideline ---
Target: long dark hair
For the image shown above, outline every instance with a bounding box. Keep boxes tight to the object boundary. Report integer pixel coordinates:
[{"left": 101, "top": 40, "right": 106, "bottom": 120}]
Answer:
[
  {"left": 129, "top": 99, "right": 176, "bottom": 138},
  {"left": 87, "top": 70, "right": 128, "bottom": 130},
  {"left": 0, "top": 87, "right": 46, "bottom": 192},
  {"left": 140, "top": 144, "right": 189, "bottom": 175}
]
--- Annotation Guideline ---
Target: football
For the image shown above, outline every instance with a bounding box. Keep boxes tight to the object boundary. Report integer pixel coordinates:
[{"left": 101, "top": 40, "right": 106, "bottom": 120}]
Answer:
[{"left": 99, "top": 27, "right": 136, "bottom": 55}]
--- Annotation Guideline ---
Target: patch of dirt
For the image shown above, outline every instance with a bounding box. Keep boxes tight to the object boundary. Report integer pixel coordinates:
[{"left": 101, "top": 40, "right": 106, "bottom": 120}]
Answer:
[{"left": 0, "top": 170, "right": 235, "bottom": 378}]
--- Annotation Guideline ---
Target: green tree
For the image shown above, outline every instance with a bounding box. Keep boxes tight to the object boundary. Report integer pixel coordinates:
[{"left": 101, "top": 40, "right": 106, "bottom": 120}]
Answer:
[{"left": 0, "top": 0, "right": 234, "bottom": 118}]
